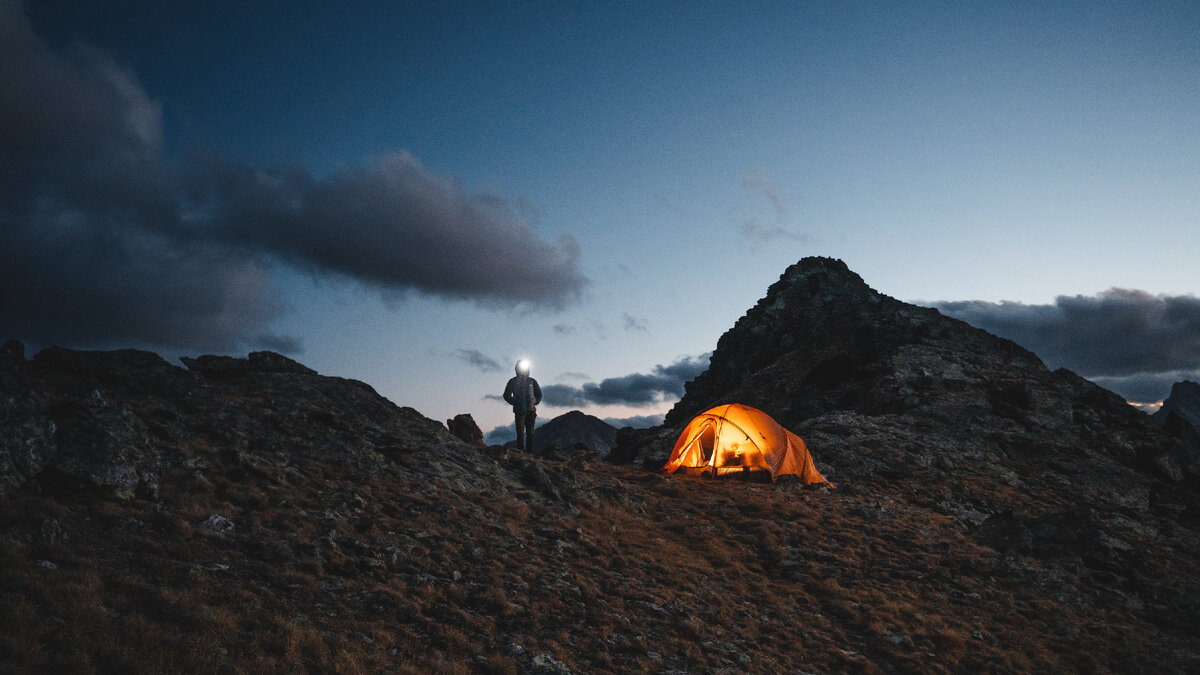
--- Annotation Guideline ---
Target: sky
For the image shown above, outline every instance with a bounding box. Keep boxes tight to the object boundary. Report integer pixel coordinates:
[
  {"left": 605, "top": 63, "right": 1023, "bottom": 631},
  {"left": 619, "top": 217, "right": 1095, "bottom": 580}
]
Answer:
[{"left": 3, "top": 0, "right": 1198, "bottom": 442}]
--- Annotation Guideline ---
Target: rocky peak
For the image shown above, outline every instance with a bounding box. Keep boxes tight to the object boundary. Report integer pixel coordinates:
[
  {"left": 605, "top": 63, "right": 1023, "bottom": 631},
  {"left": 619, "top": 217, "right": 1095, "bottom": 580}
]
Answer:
[
  {"left": 667, "top": 256, "right": 1042, "bottom": 427},
  {"left": 620, "top": 256, "right": 1199, "bottom": 536},
  {"left": 1155, "top": 380, "right": 1200, "bottom": 431}
]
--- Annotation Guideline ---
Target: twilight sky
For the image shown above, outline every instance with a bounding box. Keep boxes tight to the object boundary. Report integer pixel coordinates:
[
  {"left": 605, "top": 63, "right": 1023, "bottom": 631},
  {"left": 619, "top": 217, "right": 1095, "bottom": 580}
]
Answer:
[{"left": 3, "top": 0, "right": 1198, "bottom": 441}]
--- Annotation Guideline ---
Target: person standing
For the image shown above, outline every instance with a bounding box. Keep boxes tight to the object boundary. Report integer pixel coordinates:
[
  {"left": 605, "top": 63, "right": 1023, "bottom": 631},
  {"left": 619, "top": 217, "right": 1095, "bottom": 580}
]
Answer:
[{"left": 503, "top": 359, "right": 542, "bottom": 452}]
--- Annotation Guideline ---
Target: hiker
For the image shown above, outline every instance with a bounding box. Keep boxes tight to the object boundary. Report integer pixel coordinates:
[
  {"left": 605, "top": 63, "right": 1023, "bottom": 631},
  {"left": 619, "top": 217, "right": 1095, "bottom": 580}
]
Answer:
[{"left": 503, "top": 359, "right": 542, "bottom": 452}]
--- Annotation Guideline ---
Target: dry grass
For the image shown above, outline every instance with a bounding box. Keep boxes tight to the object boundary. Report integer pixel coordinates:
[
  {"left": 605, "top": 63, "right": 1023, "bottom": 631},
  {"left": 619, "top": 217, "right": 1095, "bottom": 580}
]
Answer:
[{"left": 1, "top": 447, "right": 1198, "bottom": 674}]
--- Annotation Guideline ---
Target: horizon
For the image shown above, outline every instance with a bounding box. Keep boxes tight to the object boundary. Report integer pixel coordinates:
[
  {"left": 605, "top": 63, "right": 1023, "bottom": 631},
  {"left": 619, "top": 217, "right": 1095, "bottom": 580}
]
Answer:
[{"left": 3, "top": 0, "right": 1198, "bottom": 437}]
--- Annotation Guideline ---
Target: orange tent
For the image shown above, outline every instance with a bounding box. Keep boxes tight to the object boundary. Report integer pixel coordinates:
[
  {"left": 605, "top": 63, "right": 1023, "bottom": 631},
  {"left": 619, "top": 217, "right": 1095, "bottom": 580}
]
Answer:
[{"left": 663, "top": 404, "right": 832, "bottom": 485}]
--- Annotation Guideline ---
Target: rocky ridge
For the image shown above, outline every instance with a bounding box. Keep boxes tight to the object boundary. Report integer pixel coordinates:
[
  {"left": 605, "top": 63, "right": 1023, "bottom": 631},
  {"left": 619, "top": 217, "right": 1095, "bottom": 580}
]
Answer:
[
  {"left": 1, "top": 257, "right": 1199, "bottom": 672},
  {"left": 0, "top": 342, "right": 478, "bottom": 501}
]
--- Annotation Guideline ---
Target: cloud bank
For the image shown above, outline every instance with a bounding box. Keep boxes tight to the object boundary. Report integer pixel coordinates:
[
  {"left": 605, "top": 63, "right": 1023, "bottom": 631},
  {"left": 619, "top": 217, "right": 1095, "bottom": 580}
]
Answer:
[
  {"left": 0, "top": 1, "right": 586, "bottom": 353},
  {"left": 935, "top": 289, "right": 1200, "bottom": 402},
  {"left": 541, "top": 353, "right": 711, "bottom": 408},
  {"left": 195, "top": 154, "right": 586, "bottom": 310}
]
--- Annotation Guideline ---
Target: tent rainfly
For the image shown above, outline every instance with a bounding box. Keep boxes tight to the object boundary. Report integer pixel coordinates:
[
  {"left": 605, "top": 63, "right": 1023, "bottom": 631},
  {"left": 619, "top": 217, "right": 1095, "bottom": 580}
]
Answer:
[{"left": 663, "top": 403, "right": 832, "bottom": 485}]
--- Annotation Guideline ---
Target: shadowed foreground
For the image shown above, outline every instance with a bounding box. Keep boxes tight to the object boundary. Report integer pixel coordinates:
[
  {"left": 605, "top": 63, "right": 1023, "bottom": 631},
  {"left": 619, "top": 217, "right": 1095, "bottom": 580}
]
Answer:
[{"left": 0, "top": 343, "right": 1196, "bottom": 673}]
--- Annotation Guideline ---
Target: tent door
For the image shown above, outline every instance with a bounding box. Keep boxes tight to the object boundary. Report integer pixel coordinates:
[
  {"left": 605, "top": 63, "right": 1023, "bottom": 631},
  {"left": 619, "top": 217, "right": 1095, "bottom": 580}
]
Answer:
[{"left": 696, "top": 421, "right": 717, "bottom": 464}]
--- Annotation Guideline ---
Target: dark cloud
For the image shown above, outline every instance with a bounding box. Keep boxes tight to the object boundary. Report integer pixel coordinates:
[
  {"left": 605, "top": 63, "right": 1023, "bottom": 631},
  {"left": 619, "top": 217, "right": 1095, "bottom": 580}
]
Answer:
[
  {"left": 194, "top": 153, "right": 587, "bottom": 310},
  {"left": 1088, "top": 371, "right": 1200, "bottom": 405},
  {"left": 0, "top": 2, "right": 586, "bottom": 353},
  {"left": 452, "top": 349, "right": 502, "bottom": 373},
  {"left": 0, "top": 0, "right": 291, "bottom": 353},
  {"left": 541, "top": 353, "right": 710, "bottom": 408},
  {"left": 484, "top": 425, "right": 513, "bottom": 445},
  {"left": 655, "top": 353, "right": 713, "bottom": 382},
  {"left": 935, "top": 289, "right": 1200, "bottom": 402}
]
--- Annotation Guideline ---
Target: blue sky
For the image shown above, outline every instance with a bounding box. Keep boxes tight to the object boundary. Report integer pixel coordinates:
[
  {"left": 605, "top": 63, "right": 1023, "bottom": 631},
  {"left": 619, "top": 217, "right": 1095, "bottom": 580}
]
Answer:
[{"left": 4, "top": 0, "right": 1198, "bottom": 440}]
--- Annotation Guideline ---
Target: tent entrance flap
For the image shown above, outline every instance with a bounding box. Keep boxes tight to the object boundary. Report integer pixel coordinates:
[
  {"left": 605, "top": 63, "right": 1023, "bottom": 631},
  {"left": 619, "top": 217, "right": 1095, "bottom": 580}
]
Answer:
[{"left": 673, "top": 419, "right": 718, "bottom": 468}]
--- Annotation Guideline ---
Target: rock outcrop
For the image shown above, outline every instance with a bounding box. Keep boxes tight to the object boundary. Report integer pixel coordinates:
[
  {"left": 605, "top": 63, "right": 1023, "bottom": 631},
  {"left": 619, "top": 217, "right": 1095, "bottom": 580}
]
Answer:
[
  {"left": 446, "top": 413, "right": 485, "bottom": 447},
  {"left": 0, "top": 342, "right": 475, "bottom": 499},
  {"left": 1155, "top": 380, "right": 1200, "bottom": 430}
]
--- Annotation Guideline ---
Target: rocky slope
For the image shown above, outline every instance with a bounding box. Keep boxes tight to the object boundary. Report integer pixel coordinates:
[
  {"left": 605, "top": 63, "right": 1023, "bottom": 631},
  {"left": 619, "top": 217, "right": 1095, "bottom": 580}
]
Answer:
[{"left": 2, "top": 258, "right": 1199, "bottom": 673}]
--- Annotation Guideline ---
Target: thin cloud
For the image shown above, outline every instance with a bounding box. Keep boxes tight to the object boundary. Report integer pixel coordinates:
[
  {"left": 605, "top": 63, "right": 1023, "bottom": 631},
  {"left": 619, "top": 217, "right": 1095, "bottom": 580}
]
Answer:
[
  {"left": 735, "top": 169, "right": 808, "bottom": 245},
  {"left": 452, "top": 349, "right": 502, "bottom": 373},
  {"left": 935, "top": 289, "right": 1200, "bottom": 401},
  {"left": 623, "top": 313, "right": 650, "bottom": 333},
  {"left": 743, "top": 169, "right": 785, "bottom": 219},
  {"left": 541, "top": 353, "right": 711, "bottom": 408},
  {"left": 603, "top": 414, "right": 664, "bottom": 429},
  {"left": 0, "top": 3, "right": 587, "bottom": 354},
  {"left": 739, "top": 219, "right": 810, "bottom": 244}
]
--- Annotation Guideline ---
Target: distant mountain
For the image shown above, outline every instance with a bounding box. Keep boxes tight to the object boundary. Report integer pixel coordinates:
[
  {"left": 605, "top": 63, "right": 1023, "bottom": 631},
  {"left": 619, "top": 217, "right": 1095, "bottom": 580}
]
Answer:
[
  {"left": 526, "top": 409, "right": 618, "bottom": 458},
  {"left": 1154, "top": 380, "right": 1200, "bottom": 431}
]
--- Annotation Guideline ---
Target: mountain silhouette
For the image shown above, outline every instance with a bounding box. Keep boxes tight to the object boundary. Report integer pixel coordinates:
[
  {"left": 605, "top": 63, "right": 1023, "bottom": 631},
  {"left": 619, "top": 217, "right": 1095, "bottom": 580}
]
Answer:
[{"left": 526, "top": 410, "right": 619, "bottom": 458}]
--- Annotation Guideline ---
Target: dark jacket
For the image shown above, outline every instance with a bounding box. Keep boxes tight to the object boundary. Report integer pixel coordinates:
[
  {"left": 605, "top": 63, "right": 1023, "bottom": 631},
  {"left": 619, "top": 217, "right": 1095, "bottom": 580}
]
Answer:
[{"left": 503, "top": 375, "right": 542, "bottom": 414}]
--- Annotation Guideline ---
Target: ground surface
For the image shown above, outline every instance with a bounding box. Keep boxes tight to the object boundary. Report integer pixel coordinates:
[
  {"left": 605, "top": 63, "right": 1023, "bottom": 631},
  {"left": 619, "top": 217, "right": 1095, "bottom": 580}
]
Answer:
[{"left": 3, "top": 443, "right": 1197, "bottom": 674}]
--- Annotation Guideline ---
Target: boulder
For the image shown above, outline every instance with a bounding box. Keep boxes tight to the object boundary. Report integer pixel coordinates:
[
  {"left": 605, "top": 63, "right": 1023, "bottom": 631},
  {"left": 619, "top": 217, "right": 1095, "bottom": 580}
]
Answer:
[{"left": 447, "top": 413, "right": 485, "bottom": 447}]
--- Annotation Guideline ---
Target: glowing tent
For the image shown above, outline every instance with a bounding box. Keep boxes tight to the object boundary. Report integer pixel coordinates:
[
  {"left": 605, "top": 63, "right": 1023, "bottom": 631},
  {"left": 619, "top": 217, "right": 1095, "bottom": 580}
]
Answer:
[{"left": 663, "top": 403, "right": 832, "bottom": 485}]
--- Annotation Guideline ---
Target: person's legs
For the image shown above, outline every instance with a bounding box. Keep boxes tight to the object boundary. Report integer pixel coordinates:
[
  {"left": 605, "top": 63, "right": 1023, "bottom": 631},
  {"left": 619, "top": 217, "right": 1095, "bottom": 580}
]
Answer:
[
  {"left": 524, "top": 411, "right": 536, "bottom": 453},
  {"left": 514, "top": 412, "right": 525, "bottom": 451}
]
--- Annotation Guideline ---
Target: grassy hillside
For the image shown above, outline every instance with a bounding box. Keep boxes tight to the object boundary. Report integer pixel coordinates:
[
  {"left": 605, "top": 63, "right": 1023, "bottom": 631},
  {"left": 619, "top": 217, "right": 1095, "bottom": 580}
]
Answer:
[{"left": 3, "top": 443, "right": 1195, "bottom": 674}]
